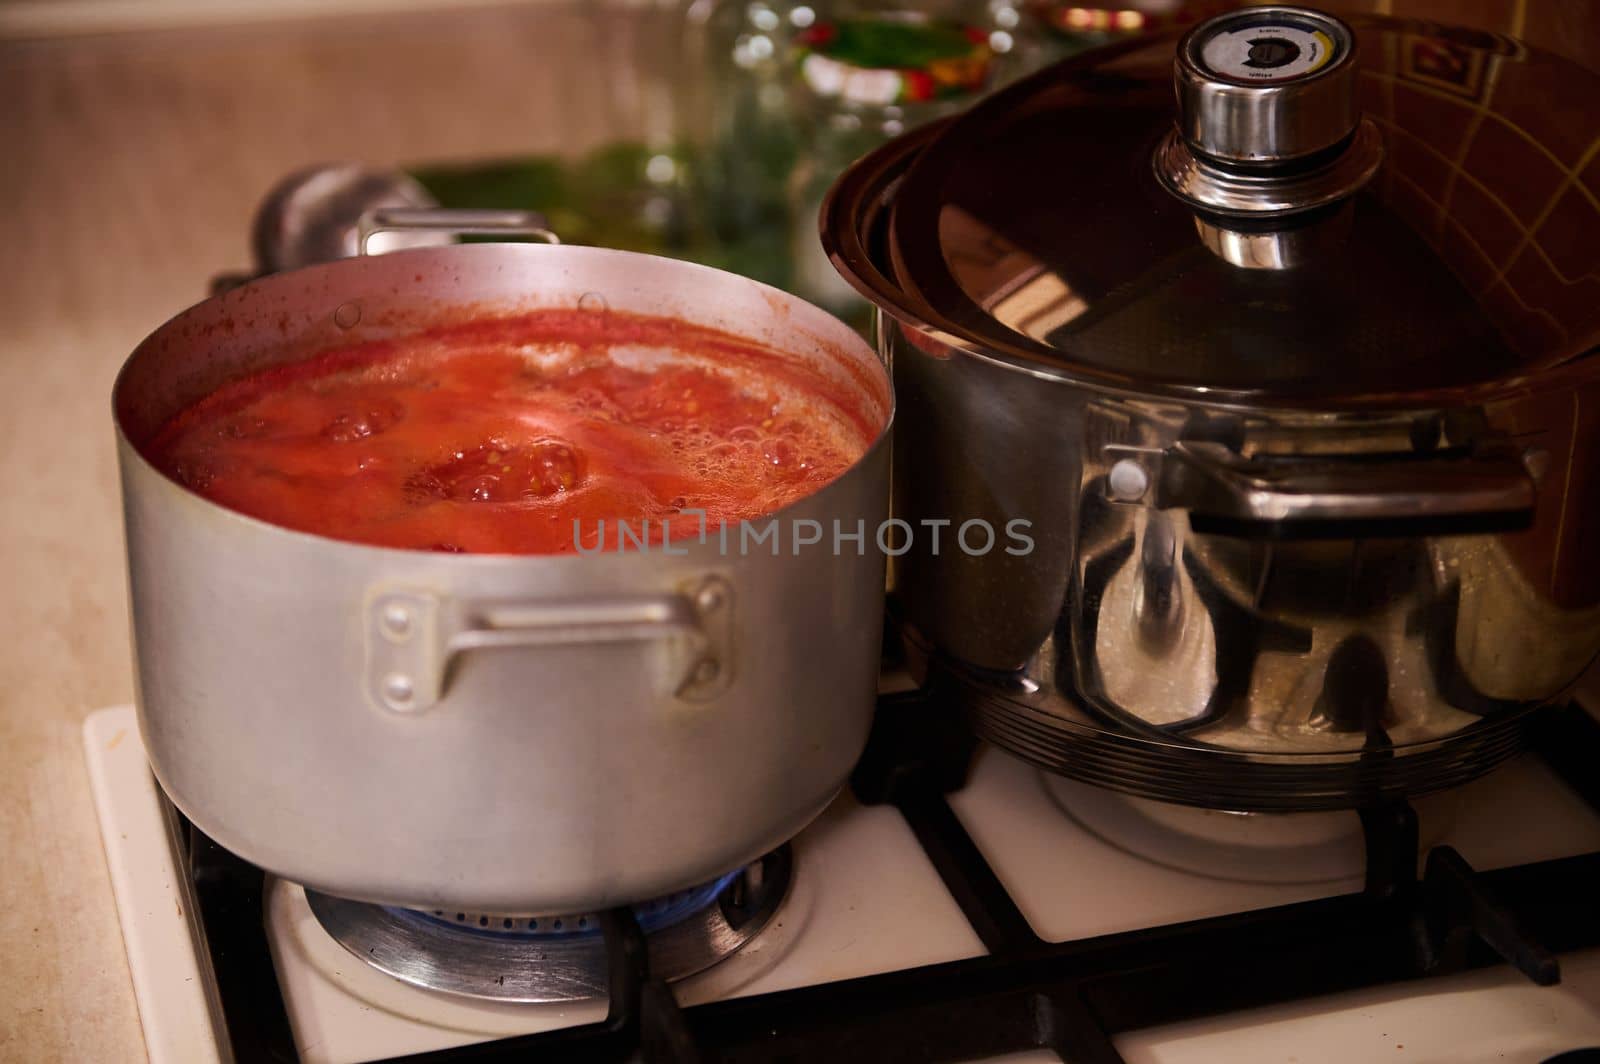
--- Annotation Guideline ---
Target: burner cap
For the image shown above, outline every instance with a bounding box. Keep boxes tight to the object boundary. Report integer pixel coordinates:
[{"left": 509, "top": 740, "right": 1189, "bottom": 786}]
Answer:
[
  {"left": 305, "top": 847, "right": 792, "bottom": 1002},
  {"left": 408, "top": 871, "right": 739, "bottom": 938}
]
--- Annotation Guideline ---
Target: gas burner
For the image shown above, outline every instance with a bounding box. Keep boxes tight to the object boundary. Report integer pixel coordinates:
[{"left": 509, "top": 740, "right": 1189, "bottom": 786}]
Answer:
[
  {"left": 305, "top": 846, "right": 792, "bottom": 1002},
  {"left": 1042, "top": 774, "right": 1461, "bottom": 884}
]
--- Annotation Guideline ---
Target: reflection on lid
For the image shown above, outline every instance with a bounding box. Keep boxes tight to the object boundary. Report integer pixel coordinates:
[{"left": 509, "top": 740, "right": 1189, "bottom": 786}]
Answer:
[
  {"left": 939, "top": 206, "right": 1089, "bottom": 336},
  {"left": 989, "top": 269, "right": 1090, "bottom": 337},
  {"left": 889, "top": 15, "right": 1599, "bottom": 401},
  {"left": 1362, "top": 23, "right": 1595, "bottom": 367}
]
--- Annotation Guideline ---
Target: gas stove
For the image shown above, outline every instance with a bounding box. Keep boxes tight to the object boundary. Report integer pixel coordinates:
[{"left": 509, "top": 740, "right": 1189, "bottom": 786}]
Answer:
[{"left": 86, "top": 676, "right": 1600, "bottom": 1064}]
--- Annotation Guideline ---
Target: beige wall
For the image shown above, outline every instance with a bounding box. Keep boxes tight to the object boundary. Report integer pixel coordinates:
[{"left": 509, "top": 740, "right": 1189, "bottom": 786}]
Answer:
[
  {"left": 3, "top": 0, "right": 1595, "bottom": 66},
  {"left": 0, "top": 0, "right": 664, "bottom": 40}
]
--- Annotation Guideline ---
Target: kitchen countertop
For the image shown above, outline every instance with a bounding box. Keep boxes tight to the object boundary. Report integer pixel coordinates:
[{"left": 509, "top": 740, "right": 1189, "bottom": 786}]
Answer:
[
  {"left": 0, "top": 5, "right": 660, "bottom": 1057},
  {"left": 3, "top": 2, "right": 1597, "bottom": 1060}
]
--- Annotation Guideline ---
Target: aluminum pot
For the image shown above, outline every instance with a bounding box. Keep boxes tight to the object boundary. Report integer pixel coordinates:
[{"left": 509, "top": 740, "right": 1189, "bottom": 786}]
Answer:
[
  {"left": 823, "top": 9, "right": 1600, "bottom": 810},
  {"left": 114, "top": 236, "right": 892, "bottom": 912}
]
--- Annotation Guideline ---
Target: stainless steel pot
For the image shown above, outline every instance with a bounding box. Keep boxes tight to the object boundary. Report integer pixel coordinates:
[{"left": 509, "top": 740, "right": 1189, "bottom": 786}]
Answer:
[
  {"left": 823, "top": 9, "right": 1600, "bottom": 810},
  {"left": 114, "top": 235, "right": 892, "bottom": 912}
]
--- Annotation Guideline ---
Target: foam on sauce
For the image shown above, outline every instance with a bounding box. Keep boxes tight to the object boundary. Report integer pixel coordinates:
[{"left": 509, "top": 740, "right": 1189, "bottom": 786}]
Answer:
[{"left": 146, "top": 309, "right": 878, "bottom": 554}]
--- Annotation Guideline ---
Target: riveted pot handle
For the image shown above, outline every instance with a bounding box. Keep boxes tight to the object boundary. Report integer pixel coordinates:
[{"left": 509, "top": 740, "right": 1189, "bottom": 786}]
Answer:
[
  {"left": 365, "top": 576, "right": 733, "bottom": 713},
  {"left": 1105, "top": 441, "right": 1538, "bottom": 540},
  {"left": 356, "top": 207, "right": 559, "bottom": 254}
]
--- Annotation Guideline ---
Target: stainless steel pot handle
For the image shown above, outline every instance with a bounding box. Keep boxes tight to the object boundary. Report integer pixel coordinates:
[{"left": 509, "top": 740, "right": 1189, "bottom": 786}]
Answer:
[
  {"left": 365, "top": 576, "right": 733, "bottom": 713},
  {"left": 1105, "top": 440, "right": 1538, "bottom": 540},
  {"left": 356, "top": 207, "right": 560, "bottom": 254}
]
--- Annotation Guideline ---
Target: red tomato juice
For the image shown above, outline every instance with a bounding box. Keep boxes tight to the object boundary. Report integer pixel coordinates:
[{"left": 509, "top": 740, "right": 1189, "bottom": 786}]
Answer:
[{"left": 146, "top": 309, "right": 876, "bottom": 554}]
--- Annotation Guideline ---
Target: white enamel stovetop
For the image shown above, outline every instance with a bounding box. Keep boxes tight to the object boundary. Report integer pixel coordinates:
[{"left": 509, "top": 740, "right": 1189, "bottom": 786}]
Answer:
[{"left": 86, "top": 703, "right": 1600, "bottom": 1064}]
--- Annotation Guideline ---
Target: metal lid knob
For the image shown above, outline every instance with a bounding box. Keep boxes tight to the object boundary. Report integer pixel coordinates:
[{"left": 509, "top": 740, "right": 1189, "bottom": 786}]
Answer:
[{"left": 1175, "top": 6, "right": 1358, "bottom": 166}]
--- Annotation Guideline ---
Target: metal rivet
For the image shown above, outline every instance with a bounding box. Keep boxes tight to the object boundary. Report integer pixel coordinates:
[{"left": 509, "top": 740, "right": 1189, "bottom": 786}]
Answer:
[
  {"left": 1522, "top": 446, "right": 1552, "bottom": 484},
  {"left": 381, "top": 604, "right": 413, "bottom": 639},
  {"left": 1108, "top": 459, "right": 1150, "bottom": 502},
  {"left": 382, "top": 673, "right": 415, "bottom": 706},
  {"left": 334, "top": 302, "right": 362, "bottom": 329},
  {"left": 696, "top": 583, "right": 726, "bottom": 613}
]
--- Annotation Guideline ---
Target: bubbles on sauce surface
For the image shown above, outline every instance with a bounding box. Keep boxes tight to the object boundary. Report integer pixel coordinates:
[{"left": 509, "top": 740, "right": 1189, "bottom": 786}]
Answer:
[
  {"left": 410, "top": 440, "right": 586, "bottom": 504},
  {"left": 762, "top": 436, "right": 801, "bottom": 470},
  {"left": 323, "top": 399, "right": 405, "bottom": 442},
  {"left": 146, "top": 311, "right": 872, "bottom": 554},
  {"left": 217, "top": 415, "right": 272, "bottom": 440}
]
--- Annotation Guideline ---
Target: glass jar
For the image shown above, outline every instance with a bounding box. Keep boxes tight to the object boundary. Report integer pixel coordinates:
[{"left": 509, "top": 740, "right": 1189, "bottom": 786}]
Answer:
[
  {"left": 1022, "top": 0, "right": 1204, "bottom": 65},
  {"left": 680, "top": 0, "right": 815, "bottom": 288},
  {"left": 412, "top": 2, "right": 701, "bottom": 258},
  {"left": 786, "top": 10, "right": 998, "bottom": 322}
]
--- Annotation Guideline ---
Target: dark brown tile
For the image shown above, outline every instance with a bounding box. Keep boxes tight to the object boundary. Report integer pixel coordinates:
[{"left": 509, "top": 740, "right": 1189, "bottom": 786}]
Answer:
[
  {"left": 1533, "top": 183, "right": 1600, "bottom": 285},
  {"left": 1445, "top": 169, "right": 1525, "bottom": 268},
  {"left": 1388, "top": 127, "right": 1456, "bottom": 201},
  {"left": 1502, "top": 244, "right": 1600, "bottom": 358},
  {"left": 1462, "top": 114, "right": 1568, "bottom": 225},
  {"left": 1488, "top": 47, "right": 1599, "bottom": 168},
  {"left": 1385, "top": 169, "right": 1446, "bottom": 240},
  {"left": 1477, "top": 278, "right": 1565, "bottom": 360},
  {"left": 1392, "top": 82, "right": 1476, "bottom": 159},
  {"left": 1437, "top": 218, "right": 1499, "bottom": 295}
]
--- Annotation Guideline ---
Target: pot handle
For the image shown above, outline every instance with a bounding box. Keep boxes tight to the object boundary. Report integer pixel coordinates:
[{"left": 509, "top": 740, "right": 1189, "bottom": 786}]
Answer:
[
  {"left": 356, "top": 207, "right": 560, "bottom": 254},
  {"left": 1105, "top": 440, "right": 1538, "bottom": 540},
  {"left": 365, "top": 576, "right": 733, "bottom": 713}
]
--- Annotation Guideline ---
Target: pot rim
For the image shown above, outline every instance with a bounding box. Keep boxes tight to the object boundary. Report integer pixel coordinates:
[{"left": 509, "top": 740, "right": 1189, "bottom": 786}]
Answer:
[
  {"left": 819, "top": 24, "right": 1600, "bottom": 416},
  {"left": 112, "top": 241, "right": 894, "bottom": 562}
]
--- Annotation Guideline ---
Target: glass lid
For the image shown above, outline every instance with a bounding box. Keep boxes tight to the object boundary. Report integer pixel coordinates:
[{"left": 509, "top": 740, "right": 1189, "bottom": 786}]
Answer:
[{"left": 886, "top": 7, "right": 1600, "bottom": 406}]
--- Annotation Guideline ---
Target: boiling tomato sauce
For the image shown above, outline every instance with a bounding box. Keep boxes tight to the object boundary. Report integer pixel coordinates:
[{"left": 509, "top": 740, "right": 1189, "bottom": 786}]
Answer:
[{"left": 146, "top": 309, "right": 877, "bottom": 554}]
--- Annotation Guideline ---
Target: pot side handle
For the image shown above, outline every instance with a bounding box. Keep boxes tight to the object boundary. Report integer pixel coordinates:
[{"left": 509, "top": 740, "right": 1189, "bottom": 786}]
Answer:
[
  {"left": 365, "top": 576, "right": 733, "bottom": 714},
  {"left": 356, "top": 207, "right": 560, "bottom": 254},
  {"left": 1106, "top": 440, "right": 1539, "bottom": 541}
]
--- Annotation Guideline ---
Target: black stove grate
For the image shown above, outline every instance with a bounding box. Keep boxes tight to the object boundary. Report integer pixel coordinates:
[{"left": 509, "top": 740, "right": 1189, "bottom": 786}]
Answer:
[{"left": 182, "top": 693, "right": 1600, "bottom": 1064}]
